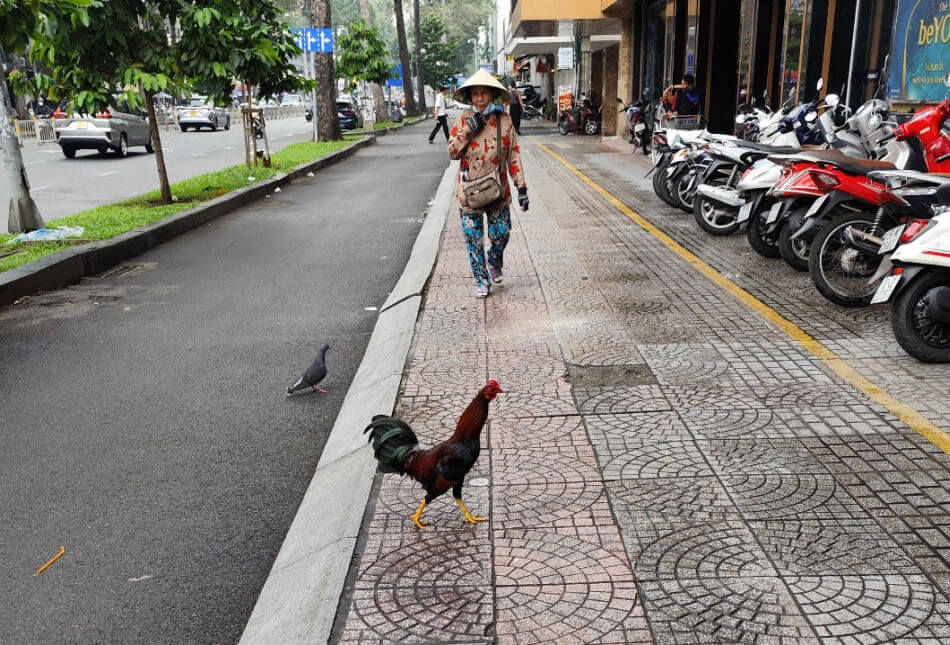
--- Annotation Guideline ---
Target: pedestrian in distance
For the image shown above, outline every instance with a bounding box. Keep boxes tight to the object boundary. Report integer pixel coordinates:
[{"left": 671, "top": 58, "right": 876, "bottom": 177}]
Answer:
[
  {"left": 428, "top": 87, "right": 450, "bottom": 143},
  {"left": 447, "top": 70, "right": 529, "bottom": 299},
  {"left": 508, "top": 83, "right": 523, "bottom": 135}
]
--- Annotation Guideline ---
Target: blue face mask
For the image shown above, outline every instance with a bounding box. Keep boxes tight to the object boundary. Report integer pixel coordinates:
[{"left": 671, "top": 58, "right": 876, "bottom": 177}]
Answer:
[{"left": 480, "top": 102, "right": 498, "bottom": 116}]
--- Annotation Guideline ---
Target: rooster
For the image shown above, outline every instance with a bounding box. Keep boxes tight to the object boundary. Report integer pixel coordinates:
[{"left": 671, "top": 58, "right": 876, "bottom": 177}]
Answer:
[{"left": 364, "top": 380, "right": 502, "bottom": 529}]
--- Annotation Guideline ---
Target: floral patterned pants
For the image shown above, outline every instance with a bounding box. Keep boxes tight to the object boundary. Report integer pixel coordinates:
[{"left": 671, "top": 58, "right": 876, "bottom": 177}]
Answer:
[{"left": 459, "top": 207, "right": 511, "bottom": 287}]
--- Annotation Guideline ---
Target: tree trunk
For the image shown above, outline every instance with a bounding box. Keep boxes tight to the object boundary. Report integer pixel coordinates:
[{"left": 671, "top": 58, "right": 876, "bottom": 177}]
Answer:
[
  {"left": 0, "top": 80, "right": 44, "bottom": 233},
  {"left": 311, "top": 0, "right": 342, "bottom": 141},
  {"left": 144, "top": 92, "right": 172, "bottom": 204},
  {"left": 359, "top": 0, "right": 389, "bottom": 123},
  {"left": 412, "top": 0, "right": 426, "bottom": 114},
  {"left": 394, "top": 0, "right": 417, "bottom": 115}
]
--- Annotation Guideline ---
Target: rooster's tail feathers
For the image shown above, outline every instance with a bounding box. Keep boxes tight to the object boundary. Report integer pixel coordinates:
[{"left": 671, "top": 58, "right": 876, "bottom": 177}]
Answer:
[{"left": 363, "top": 415, "right": 419, "bottom": 474}]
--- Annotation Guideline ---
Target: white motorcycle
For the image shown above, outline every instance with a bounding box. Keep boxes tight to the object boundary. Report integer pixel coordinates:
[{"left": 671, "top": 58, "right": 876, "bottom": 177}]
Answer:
[{"left": 872, "top": 182, "right": 950, "bottom": 362}]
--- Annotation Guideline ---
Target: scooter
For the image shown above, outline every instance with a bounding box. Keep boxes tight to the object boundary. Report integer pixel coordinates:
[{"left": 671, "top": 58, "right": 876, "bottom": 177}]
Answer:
[
  {"left": 253, "top": 114, "right": 265, "bottom": 139},
  {"left": 558, "top": 95, "right": 601, "bottom": 136},
  {"left": 305, "top": 107, "right": 313, "bottom": 122},
  {"left": 871, "top": 182, "right": 950, "bottom": 362}
]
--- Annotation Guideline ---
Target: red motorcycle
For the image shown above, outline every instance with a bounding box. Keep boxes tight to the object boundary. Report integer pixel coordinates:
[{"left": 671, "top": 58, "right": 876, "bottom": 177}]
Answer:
[
  {"left": 767, "top": 99, "right": 950, "bottom": 305},
  {"left": 558, "top": 95, "right": 601, "bottom": 136}
]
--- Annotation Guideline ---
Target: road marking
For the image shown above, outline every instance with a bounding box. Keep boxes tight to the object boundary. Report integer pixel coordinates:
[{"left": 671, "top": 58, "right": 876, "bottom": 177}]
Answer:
[
  {"left": 537, "top": 142, "right": 950, "bottom": 455},
  {"left": 98, "top": 171, "right": 119, "bottom": 177},
  {"left": 31, "top": 185, "right": 50, "bottom": 192},
  {"left": 43, "top": 150, "right": 58, "bottom": 154},
  {"left": 26, "top": 159, "right": 50, "bottom": 165},
  {"left": 223, "top": 146, "right": 235, "bottom": 150},
  {"left": 192, "top": 152, "right": 206, "bottom": 157}
]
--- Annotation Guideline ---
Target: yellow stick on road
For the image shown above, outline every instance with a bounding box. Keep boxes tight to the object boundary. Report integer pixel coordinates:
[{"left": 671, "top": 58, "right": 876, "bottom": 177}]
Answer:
[{"left": 35, "top": 546, "right": 66, "bottom": 575}]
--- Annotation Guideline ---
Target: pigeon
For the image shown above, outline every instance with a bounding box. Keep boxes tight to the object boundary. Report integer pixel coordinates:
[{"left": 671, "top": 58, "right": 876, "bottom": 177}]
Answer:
[{"left": 287, "top": 343, "right": 330, "bottom": 395}]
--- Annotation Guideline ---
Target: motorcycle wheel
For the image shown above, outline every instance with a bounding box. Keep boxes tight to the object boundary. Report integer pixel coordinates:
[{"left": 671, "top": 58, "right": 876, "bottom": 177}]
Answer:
[
  {"left": 558, "top": 117, "right": 570, "bottom": 136},
  {"left": 808, "top": 210, "right": 886, "bottom": 308},
  {"left": 891, "top": 272, "right": 950, "bottom": 363},
  {"left": 746, "top": 202, "right": 781, "bottom": 258},
  {"left": 584, "top": 119, "right": 600, "bottom": 135},
  {"left": 778, "top": 220, "right": 810, "bottom": 271},
  {"left": 652, "top": 162, "right": 678, "bottom": 207},
  {"left": 674, "top": 170, "right": 698, "bottom": 213}
]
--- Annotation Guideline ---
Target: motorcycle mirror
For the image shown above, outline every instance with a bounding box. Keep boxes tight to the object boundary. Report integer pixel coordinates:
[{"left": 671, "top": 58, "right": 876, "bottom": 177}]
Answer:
[
  {"left": 617, "top": 97, "right": 624, "bottom": 104},
  {"left": 804, "top": 110, "right": 818, "bottom": 124},
  {"left": 816, "top": 78, "right": 824, "bottom": 92},
  {"left": 825, "top": 93, "right": 840, "bottom": 107}
]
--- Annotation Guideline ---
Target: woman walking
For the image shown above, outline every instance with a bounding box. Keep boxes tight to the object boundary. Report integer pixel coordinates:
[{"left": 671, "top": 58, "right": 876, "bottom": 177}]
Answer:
[{"left": 447, "top": 70, "right": 529, "bottom": 298}]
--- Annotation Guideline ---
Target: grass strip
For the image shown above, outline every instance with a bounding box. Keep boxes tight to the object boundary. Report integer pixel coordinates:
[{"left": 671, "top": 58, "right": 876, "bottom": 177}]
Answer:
[{"left": 1, "top": 139, "right": 355, "bottom": 274}]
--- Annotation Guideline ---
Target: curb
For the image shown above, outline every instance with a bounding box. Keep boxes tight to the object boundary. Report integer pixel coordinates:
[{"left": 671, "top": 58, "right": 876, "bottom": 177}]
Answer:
[
  {"left": 239, "top": 160, "right": 458, "bottom": 645},
  {"left": 0, "top": 136, "right": 376, "bottom": 308},
  {"left": 366, "top": 114, "right": 429, "bottom": 138}
]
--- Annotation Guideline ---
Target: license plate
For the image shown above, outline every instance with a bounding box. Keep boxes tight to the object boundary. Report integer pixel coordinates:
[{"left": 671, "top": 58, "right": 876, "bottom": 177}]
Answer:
[
  {"left": 871, "top": 274, "right": 901, "bottom": 304},
  {"left": 804, "top": 194, "right": 829, "bottom": 218},
  {"left": 879, "top": 225, "right": 904, "bottom": 254},
  {"left": 634, "top": 123, "right": 646, "bottom": 133},
  {"left": 766, "top": 202, "right": 782, "bottom": 225},
  {"left": 188, "top": 110, "right": 198, "bottom": 116},
  {"left": 73, "top": 121, "right": 88, "bottom": 129},
  {"left": 737, "top": 202, "right": 753, "bottom": 224}
]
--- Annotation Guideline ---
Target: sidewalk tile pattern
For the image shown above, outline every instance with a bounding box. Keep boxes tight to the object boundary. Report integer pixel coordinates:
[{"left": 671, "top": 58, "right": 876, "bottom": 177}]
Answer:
[{"left": 337, "top": 139, "right": 950, "bottom": 643}]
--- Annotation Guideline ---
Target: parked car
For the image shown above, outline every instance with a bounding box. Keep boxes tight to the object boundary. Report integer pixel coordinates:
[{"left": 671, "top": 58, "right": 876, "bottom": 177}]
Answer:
[
  {"left": 55, "top": 102, "right": 153, "bottom": 158},
  {"left": 281, "top": 94, "right": 304, "bottom": 107},
  {"left": 337, "top": 100, "right": 364, "bottom": 130},
  {"left": 177, "top": 96, "right": 231, "bottom": 132}
]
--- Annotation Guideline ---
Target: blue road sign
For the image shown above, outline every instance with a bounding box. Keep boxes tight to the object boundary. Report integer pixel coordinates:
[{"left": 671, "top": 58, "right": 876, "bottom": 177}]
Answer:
[
  {"left": 293, "top": 28, "right": 334, "bottom": 53},
  {"left": 385, "top": 63, "right": 403, "bottom": 87}
]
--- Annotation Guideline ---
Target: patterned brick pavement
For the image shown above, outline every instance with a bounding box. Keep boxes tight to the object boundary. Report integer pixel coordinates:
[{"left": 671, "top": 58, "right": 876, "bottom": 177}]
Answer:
[{"left": 334, "top": 134, "right": 950, "bottom": 644}]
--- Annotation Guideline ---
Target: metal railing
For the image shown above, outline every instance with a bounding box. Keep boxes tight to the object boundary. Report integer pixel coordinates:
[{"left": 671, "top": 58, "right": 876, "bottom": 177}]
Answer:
[{"left": 8, "top": 106, "right": 307, "bottom": 147}]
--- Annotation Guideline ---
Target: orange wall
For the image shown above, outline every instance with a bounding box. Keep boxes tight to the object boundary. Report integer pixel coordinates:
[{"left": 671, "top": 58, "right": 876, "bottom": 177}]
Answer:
[{"left": 519, "top": 0, "right": 606, "bottom": 20}]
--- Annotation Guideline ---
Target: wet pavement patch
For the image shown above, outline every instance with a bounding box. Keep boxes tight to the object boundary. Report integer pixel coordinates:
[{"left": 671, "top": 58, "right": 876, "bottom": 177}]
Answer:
[{"left": 568, "top": 363, "right": 658, "bottom": 387}]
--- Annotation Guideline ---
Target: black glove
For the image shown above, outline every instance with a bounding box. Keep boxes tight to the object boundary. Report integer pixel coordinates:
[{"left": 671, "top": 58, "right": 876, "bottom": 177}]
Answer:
[
  {"left": 517, "top": 187, "right": 529, "bottom": 212},
  {"left": 465, "top": 112, "right": 484, "bottom": 134}
]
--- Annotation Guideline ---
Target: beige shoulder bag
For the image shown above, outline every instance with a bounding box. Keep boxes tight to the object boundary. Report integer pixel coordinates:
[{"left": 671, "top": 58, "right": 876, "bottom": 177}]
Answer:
[{"left": 461, "top": 115, "right": 505, "bottom": 209}]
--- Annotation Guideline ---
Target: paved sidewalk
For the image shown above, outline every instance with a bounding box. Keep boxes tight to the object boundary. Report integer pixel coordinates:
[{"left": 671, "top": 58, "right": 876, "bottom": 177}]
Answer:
[{"left": 332, "top": 134, "right": 950, "bottom": 643}]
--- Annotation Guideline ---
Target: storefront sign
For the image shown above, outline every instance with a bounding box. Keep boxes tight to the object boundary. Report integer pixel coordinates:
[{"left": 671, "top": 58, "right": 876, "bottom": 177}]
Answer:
[
  {"left": 888, "top": 0, "right": 950, "bottom": 102},
  {"left": 558, "top": 85, "right": 574, "bottom": 114},
  {"left": 558, "top": 47, "right": 575, "bottom": 70}
]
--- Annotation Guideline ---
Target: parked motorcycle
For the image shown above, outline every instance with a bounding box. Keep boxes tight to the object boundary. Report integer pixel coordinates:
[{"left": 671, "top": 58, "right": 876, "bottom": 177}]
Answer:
[
  {"left": 559, "top": 94, "right": 601, "bottom": 136},
  {"left": 305, "top": 107, "right": 313, "bottom": 122},
  {"left": 871, "top": 182, "right": 950, "bottom": 362}
]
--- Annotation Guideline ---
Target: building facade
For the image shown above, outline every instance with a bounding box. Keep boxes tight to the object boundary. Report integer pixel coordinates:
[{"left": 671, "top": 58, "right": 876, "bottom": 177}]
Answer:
[{"left": 504, "top": 0, "right": 948, "bottom": 138}]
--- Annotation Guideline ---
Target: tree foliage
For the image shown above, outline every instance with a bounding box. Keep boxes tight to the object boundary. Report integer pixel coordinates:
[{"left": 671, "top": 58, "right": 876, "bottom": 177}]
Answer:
[
  {"left": 419, "top": 14, "right": 460, "bottom": 89},
  {"left": 336, "top": 20, "right": 392, "bottom": 87}
]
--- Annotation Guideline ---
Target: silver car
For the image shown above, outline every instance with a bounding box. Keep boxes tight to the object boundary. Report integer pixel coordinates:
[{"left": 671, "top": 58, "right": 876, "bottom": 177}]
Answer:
[
  {"left": 55, "top": 103, "right": 152, "bottom": 159},
  {"left": 177, "top": 96, "right": 231, "bottom": 132}
]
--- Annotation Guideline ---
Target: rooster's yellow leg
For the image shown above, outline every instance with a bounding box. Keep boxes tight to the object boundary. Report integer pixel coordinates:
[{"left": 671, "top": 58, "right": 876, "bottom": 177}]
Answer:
[
  {"left": 410, "top": 499, "right": 428, "bottom": 529},
  {"left": 455, "top": 498, "right": 487, "bottom": 523}
]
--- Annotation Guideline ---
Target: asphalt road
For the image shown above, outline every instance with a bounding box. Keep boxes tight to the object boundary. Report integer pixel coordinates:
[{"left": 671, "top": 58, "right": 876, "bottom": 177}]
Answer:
[
  {"left": 0, "top": 125, "right": 448, "bottom": 642},
  {"left": 1, "top": 117, "right": 324, "bottom": 233}
]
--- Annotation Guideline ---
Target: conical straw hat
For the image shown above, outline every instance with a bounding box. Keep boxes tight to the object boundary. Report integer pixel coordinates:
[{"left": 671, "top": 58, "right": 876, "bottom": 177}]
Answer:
[{"left": 454, "top": 69, "right": 511, "bottom": 104}]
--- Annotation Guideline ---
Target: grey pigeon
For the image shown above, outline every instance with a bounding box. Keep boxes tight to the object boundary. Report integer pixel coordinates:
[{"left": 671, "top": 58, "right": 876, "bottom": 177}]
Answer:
[{"left": 287, "top": 343, "right": 330, "bottom": 394}]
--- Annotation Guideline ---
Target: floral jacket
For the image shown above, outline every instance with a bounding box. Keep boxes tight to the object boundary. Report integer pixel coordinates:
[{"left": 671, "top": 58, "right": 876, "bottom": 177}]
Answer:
[{"left": 447, "top": 109, "right": 527, "bottom": 213}]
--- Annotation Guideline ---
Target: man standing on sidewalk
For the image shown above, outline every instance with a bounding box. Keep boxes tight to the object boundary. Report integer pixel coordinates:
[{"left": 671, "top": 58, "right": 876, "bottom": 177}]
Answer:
[{"left": 428, "top": 87, "right": 449, "bottom": 143}]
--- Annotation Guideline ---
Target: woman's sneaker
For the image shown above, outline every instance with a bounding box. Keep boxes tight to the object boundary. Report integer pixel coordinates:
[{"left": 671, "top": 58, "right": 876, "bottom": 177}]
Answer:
[
  {"left": 487, "top": 265, "right": 503, "bottom": 284},
  {"left": 475, "top": 285, "right": 490, "bottom": 298}
]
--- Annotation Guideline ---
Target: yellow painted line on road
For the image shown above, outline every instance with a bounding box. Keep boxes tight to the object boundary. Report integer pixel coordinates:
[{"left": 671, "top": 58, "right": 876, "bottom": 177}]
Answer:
[{"left": 537, "top": 143, "right": 950, "bottom": 455}]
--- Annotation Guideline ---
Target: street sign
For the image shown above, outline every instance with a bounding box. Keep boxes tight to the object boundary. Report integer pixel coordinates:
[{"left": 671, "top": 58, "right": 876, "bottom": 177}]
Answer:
[
  {"left": 293, "top": 27, "right": 334, "bottom": 53},
  {"left": 385, "top": 63, "right": 403, "bottom": 87},
  {"left": 557, "top": 47, "right": 574, "bottom": 70}
]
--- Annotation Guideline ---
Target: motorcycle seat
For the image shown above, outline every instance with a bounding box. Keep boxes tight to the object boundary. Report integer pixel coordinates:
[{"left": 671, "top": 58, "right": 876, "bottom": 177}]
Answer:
[
  {"left": 772, "top": 149, "right": 896, "bottom": 175},
  {"left": 733, "top": 141, "right": 800, "bottom": 155}
]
